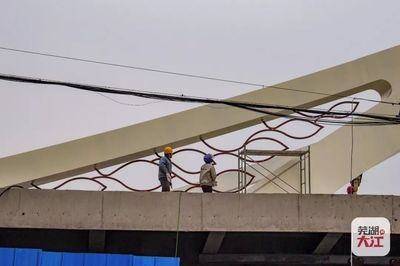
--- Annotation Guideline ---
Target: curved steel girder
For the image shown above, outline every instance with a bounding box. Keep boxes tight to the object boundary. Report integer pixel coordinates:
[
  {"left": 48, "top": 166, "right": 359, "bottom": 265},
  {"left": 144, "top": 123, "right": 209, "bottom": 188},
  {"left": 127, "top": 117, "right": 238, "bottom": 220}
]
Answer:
[{"left": 0, "top": 45, "right": 397, "bottom": 189}]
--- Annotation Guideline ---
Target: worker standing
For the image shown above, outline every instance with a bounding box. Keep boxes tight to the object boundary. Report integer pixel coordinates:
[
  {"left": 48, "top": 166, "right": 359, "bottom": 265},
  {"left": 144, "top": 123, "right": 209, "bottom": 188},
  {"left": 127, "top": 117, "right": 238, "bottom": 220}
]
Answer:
[
  {"left": 159, "top": 146, "right": 173, "bottom": 192},
  {"left": 351, "top": 174, "right": 362, "bottom": 194},
  {"left": 199, "top": 153, "right": 217, "bottom": 193}
]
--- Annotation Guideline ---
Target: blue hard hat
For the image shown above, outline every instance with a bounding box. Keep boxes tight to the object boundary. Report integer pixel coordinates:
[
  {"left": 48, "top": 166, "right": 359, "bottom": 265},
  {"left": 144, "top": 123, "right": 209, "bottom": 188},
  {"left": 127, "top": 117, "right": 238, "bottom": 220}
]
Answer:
[{"left": 204, "top": 153, "right": 214, "bottom": 163}]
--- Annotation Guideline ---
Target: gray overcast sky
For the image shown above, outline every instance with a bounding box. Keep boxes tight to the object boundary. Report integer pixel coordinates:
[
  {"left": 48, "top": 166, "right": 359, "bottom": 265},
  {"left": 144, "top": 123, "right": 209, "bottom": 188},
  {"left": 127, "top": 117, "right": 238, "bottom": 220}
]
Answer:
[{"left": 1, "top": 0, "right": 400, "bottom": 193}]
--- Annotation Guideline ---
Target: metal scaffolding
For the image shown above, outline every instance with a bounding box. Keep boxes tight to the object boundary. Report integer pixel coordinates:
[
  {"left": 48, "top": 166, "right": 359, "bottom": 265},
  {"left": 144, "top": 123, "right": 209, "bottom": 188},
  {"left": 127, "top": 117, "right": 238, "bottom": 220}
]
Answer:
[{"left": 238, "top": 147, "right": 311, "bottom": 194}]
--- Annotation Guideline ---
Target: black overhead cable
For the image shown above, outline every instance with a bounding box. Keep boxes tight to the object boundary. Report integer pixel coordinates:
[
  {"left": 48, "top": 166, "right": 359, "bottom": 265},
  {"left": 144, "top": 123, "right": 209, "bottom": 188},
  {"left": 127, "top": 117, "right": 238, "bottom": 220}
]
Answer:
[
  {"left": 232, "top": 104, "right": 399, "bottom": 126},
  {"left": 0, "top": 73, "right": 399, "bottom": 126},
  {"left": 0, "top": 46, "right": 399, "bottom": 106}
]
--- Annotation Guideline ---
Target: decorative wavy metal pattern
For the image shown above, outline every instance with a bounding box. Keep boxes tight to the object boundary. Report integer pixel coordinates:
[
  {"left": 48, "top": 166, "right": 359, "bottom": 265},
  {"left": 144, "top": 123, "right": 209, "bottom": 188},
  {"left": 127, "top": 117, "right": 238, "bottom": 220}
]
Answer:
[{"left": 31, "top": 101, "right": 359, "bottom": 193}]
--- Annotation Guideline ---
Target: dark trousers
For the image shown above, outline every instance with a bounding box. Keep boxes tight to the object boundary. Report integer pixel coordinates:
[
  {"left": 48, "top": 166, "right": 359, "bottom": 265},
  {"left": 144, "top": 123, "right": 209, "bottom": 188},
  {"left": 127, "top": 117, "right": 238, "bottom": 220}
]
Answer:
[
  {"left": 201, "top": 185, "right": 213, "bottom": 193},
  {"left": 160, "top": 178, "right": 170, "bottom": 192}
]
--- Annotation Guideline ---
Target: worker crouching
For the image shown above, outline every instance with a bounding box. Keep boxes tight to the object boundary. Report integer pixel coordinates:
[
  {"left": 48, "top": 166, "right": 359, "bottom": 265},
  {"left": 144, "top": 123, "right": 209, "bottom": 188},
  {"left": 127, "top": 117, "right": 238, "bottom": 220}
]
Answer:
[{"left": 199, "top": 153, "right": 217, "bottom": 193}]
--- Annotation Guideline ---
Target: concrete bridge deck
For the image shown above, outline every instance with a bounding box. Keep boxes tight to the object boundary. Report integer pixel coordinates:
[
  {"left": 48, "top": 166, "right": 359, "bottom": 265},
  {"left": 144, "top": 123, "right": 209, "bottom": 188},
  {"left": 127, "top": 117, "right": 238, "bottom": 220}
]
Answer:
[
  {"left": 1, "top": 189, "right": 400, "bottom": 265},
  {"left": 0, "top": 189, "right": 399, "bottom": 233}
]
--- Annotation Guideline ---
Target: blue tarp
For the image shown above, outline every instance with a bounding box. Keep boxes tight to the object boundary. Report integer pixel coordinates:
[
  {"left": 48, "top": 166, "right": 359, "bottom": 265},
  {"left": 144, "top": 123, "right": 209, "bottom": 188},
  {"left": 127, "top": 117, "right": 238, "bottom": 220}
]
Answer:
[{"left": 0, "top": 248, "right": 180, "bottom": 266}]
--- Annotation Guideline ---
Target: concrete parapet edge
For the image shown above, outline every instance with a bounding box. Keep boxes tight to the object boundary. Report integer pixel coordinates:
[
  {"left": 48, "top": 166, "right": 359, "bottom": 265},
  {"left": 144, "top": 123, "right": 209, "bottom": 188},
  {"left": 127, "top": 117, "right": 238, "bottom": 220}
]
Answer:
[{"left": 0, "top": 189, "right": 398, "bottom": 233}]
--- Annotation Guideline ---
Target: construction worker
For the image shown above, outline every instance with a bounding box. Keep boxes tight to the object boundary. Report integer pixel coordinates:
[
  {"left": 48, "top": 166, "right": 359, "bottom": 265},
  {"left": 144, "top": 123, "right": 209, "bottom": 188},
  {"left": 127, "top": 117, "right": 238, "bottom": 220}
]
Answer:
[
  {"left": 199, "top": 153, "right": 217, "bottom": 193},
  {"left": 159, "top": 146, "right": 173, "bottom": 192},
  {"left": 347, "top": 174, "right": 362, "bottom": 195},
  {"left": 351, "top": 174, "right": 362, "bottom": 194}
]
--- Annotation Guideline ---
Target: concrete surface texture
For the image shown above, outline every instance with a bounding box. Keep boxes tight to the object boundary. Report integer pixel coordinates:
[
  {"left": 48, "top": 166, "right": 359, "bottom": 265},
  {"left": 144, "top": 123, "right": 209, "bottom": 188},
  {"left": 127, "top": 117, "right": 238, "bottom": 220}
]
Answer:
[{"left": 0, "top": 189, "right": 398, "bottom": 233}]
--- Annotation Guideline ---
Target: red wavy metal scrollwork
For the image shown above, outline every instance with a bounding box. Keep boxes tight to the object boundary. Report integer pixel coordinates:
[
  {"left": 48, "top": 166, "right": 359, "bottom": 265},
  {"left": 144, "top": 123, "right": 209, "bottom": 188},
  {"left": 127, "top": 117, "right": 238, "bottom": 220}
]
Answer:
[{"left": 31, "top": 101, "right": 359, "bottom": 193}]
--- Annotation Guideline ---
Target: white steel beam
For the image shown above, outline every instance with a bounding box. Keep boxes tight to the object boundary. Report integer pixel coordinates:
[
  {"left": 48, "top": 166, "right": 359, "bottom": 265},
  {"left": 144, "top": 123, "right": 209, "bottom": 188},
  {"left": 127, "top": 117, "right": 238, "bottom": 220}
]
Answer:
[{"left": 0, "top": 46, "right": 398, "bottom": 189}]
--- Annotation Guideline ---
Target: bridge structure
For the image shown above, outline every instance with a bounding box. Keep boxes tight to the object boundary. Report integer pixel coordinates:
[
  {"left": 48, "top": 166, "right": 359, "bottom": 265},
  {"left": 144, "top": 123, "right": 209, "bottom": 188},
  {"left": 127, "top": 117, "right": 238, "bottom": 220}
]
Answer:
[{"left": 1, "top": 46, "right": 400, "bottom": 265}]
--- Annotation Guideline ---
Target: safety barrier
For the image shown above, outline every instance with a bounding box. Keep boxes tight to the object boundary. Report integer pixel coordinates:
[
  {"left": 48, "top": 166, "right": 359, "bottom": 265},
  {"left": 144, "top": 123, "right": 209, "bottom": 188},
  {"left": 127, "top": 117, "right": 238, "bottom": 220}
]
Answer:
[{"left": 0, "top": 248, "right": 180, "bottom": 266}]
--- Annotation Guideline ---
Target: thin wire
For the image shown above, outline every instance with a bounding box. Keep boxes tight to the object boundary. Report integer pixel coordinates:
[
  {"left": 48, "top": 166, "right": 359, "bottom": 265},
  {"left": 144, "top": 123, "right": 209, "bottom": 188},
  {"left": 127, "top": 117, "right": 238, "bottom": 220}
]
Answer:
[
  {"left": 0, "top": 46, "right": 265, "bottom": 86},
  {"left": 246, "top": 154, "right": 300, "bottom": 193},
  {"left": 244, "top": 161, "right": 290, "bottom": 193},
  {"left": 1, "top": 46, "right": 399, "bottom": 106},
  {"left": 96, "top": 92, "right": 162, "bottom": 107},
  {"left": 174, "top": 192, "right": 182, "bottom": 257},
  {"left": 350, "top": 102, "right": 354, "bottom": 182}
]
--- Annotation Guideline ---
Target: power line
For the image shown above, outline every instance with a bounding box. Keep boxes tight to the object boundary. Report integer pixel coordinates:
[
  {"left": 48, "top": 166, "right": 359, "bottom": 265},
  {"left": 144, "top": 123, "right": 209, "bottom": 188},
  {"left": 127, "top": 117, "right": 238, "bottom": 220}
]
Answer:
[
  {"left": 0, "top": 46, "right": 263, "bottom": 86},
  {"left": 1, "top": 73, "right": 399, "bottom": 127},
  {"left": 1, "top": 72, "right": 399, "bottom": 125},
  {"left": 350, "top": 101, "right": 355, "bottom": 182},
  {"left": 232, "top": 104, "right": 399, "bottom": 127},
  {"left": 1, "top": 45, "right": 399, "bottom": 106}
]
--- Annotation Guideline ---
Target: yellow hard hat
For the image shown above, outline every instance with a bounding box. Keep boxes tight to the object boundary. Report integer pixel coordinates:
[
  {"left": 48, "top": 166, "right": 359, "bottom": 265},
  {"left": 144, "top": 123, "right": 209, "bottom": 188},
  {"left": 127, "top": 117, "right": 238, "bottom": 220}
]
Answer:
[{"left": 164, "top": 146, "right": 173, "bottom": 154}]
